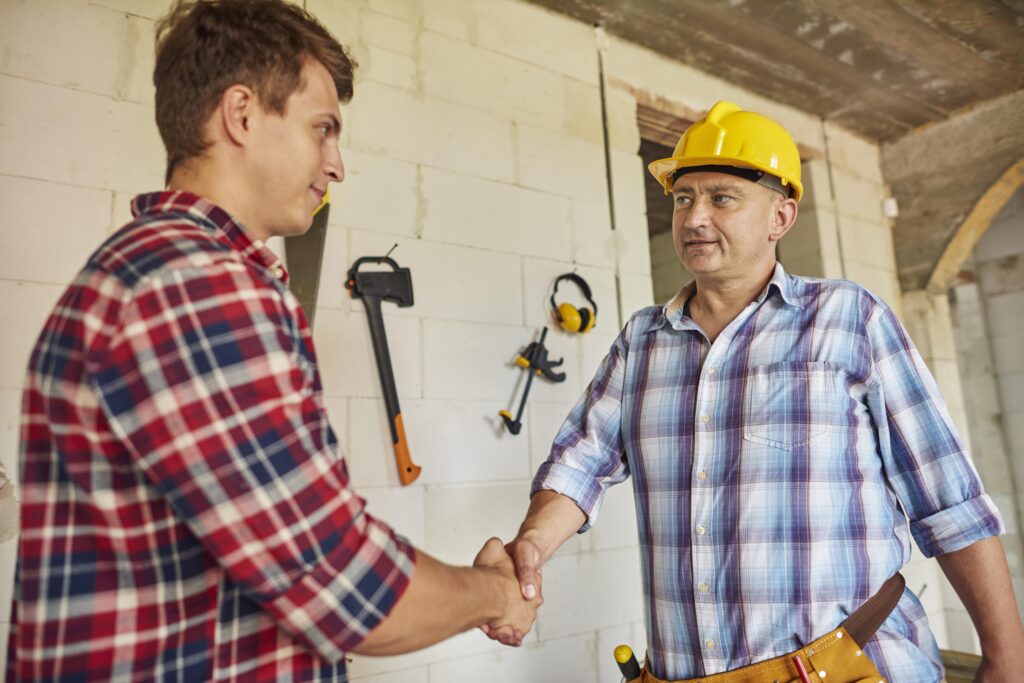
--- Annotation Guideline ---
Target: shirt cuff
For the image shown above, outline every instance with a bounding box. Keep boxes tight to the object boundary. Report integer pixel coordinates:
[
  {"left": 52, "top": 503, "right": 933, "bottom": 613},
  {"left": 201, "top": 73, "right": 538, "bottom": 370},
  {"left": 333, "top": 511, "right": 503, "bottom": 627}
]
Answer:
[
  {"left": 531, "top": 460, "right": 606, "bottom": 532},
  {"left": 266, "top": 515, "right": 415, "bottom": 663},
  {"left": 910, "top": 493, "right": 1005, "bottom": 558}
]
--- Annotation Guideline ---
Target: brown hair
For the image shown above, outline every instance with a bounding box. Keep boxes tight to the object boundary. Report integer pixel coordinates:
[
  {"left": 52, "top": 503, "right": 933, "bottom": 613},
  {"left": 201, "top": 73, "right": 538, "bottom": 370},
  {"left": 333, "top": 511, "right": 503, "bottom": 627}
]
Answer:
[{"left": 154, "top": 0, "right": 356, "bottom": 184}]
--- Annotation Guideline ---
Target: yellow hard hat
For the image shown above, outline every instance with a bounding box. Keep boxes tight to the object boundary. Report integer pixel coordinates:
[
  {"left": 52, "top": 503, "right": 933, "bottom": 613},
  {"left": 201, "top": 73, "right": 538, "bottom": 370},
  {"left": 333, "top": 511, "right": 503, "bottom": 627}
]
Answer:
[{"left": 648, "top": 101, "right": 803, "bottom": 202}]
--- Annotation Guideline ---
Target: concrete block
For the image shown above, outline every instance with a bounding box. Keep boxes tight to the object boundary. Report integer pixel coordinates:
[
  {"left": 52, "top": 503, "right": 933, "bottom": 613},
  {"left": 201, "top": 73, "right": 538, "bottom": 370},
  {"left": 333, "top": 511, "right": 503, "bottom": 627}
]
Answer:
[
  {"left": 347, "top": 625, "right": 526, "bottom": 678},
  {"left": 831, "top": 169, "right": 885, "bottom": 224},
  {"left": 347, "top": 398, "right": 531, "bottom": 488},
  {"left": 0, "top": 281, "right": 67, "bottom": 391},
  {"left": 539, "top": 547, "right": 644, "bottom": 640},
  {"left": 0, "top": 390, "right": 22, "bottom": 483},
  {"left": 844, "top": 263, "right": 903, "bottom": 314},
  {"left": 0, "top": 622, "right": 8, "bottom": 680},
  {"left": 563, "top": 78, "right": 605, "bottom": 146},
  {"left": 0, "top": 76, "right": 164, "bottom": 193},
  {"left": 618, "top": 273, "right": 655, "bottom": 323},
  {"left": 90, "top": 0, "right": 173, "bottom": 19},
  {"left": 579, "top": 330, "right": 620, "bottom": 385},
  {"left": 521, "top": 258, "right": 617, "bottom": 333},
  {"left": 313, "top": 309, "right": 422, "bottom": 399},
  {"left": 424, "top": 482, "right": 532, "bottom": 565},
  {"left": 977, "top": 253, "right": 1024, "bottom": 298},
  {"left": 802, "top": 160, "right": 837, "bottom": 215},
  {"left": 428, "top": 632, "right": 599, "bottom": 682},
  {"left": 361, "top": 46, "right": 418, "bottom": 92},
  {"left": 986, "top": 291, "right": 1024, "bottom": 337},
  {"left": 610, "top": 150, "right": 647, "bottom": 218},
  {"left": 306, "top": 0, "right": 362, "bottom": 49},
  {"left": 346, "top": 82, "right": 515, "bottom": 184},
  {"left": 350, "top": 666, "right": 428, "bottom": 683},
  {"left": 361, "top": 11, "right": 417, "bottom": 56},
  {"left": 0, "top": 176, "right": 111, "bottom": 286},
  {"left": 991, "top": 332, "right": 1024, "bottom": 374},
  {"left": 823, "top": 122, "right": 883, "bottom": 184},
  {"left": 975, "top": 217, "right": 1024, "bottom": 264},
  {"left": 330, "top": 149, "right": 419, "bottom": 237},
  {"left": 944, "top": 608, "right": 981, "bottom": 655},
  {"left": 648, "top": 231, "right": 678, "bottom": 269},
  {"left": 0, "top": 537, "right": 15, "bottom": 623},
  {"left": 515, "top": 123, "right": 608, "bottom": 203},
  {"left": 367, "top": 0, "right": 422, "bottom": 23},
  {"left": 841, "top": 217, "right": 897, "bottom": 273},
  {"left": 421, "top": 32, "right": 566, "bottom": 131},
  {"left": 423, "top": 320, "right": 583, "bottom": 404},
  {"left": 109, "top": 192, "right": 136, "bottom": 233},
  {"left": 0, "top": 0, "right": 138, "bottom": 100},
  {"left": 997, "top": 372, "right": 1024, "bottom": 423},
  {"left": 358, "top": 484, "right": 426, "bottom": 549},
  {"left": 606, "top": 88, "right": 641, "bottom": 154},
  {"left": 616, "top": 210, "right": 653, "bottom": 276},
  {"left": 348, "top": 229, "right": 523, "bottom": 326},
  {"left": 423, "top": 0, "right": 598, "bottom": 86},
  {"left": 420, "top": 167, "right": 572, "bottom": 261},
  {"left": 570, "top": 200, "right": 616, "bottom": 270}
]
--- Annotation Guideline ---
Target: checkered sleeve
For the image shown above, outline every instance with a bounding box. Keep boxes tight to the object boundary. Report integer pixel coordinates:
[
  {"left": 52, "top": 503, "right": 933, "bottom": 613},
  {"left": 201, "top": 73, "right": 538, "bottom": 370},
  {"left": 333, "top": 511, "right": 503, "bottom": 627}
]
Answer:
[
  {"left": 88, "top": 260, "right": 414, "bottom": 663},
  {"left": 531, "top": 318, "right": 633, "bottom": 531},
  {"left": 866, "top": 300, "right": 1004, "bottom": 558}
]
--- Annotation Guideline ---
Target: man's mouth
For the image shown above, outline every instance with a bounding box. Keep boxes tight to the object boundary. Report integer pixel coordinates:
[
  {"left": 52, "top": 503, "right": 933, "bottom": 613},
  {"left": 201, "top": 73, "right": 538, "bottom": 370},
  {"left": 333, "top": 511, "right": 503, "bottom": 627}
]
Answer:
[
  {"left": 684, "top": 240, "right": 718, "bottom": 247},
  {"left": 310, "top": 186, "right": 326, "bottom": 201}
]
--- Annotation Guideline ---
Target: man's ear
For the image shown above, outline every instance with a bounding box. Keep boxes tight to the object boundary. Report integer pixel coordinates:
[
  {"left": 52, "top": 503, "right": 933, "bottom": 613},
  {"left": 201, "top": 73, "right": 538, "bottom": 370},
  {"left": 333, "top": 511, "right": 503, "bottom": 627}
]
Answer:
[
  {"left": 218, "top": 84, "right": 257, "bottom": 147},
  {"left": 768, "top": 196, "right": 799, "bottom": 244}
]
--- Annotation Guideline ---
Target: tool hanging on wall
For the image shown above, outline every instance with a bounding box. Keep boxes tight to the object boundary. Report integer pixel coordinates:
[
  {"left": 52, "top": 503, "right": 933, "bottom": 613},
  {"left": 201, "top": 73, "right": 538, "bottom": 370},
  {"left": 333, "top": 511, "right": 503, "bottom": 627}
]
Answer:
[
  {"left": 613, "top": 644, "right": 642, "bottom": 681},
  {"left": 346, "top": 246, "right": 422, "bottom": 485},
  {"left": 285, "top": 189, "right": 331, "bottom": 329},
  {"left": 550, "top": 272, "right": 598, "bottom": 334},
  {"left": 498, "top": 326, "right": 565, "bottom": 435}
]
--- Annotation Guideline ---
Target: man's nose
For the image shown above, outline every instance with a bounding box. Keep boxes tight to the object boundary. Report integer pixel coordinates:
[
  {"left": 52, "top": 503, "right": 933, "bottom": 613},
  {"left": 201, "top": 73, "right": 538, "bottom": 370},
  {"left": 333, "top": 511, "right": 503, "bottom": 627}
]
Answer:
[
  {"left": 325, "top": 146, "right": 344, "bottom": 183},
  {"left": 681, "top": 196, "right": 711, "bottom": 229}
]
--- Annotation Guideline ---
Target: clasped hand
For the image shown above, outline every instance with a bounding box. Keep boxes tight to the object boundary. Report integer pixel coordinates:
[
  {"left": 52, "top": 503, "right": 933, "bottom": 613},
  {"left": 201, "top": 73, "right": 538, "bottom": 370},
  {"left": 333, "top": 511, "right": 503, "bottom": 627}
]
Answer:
[{"left": 473, "top": 536, "right": 544, "bottom": 647}]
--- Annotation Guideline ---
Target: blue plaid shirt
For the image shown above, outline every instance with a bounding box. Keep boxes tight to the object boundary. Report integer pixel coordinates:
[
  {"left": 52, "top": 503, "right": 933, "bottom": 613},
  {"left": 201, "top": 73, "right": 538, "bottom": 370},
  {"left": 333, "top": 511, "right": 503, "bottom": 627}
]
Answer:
[{"left": 533, "top": 264, "right": 1003, "bottom": 681}]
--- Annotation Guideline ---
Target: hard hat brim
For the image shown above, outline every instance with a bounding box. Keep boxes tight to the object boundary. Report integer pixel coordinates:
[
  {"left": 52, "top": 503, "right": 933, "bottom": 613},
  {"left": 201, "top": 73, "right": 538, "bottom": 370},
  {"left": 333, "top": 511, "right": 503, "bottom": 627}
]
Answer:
[{"left": 648, "top": 155, "right": 803, "bottom": 202}]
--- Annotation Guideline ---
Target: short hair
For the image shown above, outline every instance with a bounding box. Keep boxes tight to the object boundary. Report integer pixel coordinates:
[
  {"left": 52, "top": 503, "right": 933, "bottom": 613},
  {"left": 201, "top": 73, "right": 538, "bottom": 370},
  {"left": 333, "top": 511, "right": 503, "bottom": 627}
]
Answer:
[{"left": 154, "top": 0, "right": 357, "bottom": 184}]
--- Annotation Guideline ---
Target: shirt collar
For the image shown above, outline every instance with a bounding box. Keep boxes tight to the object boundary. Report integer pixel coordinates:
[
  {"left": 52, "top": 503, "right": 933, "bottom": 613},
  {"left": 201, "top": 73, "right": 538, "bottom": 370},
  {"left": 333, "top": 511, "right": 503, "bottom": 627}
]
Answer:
[
  {"left": 131, "top": 191, "right": 288, "bottom": 283},
  {"left": 646, "top": 262, "right": 803, "bottom": 333}
]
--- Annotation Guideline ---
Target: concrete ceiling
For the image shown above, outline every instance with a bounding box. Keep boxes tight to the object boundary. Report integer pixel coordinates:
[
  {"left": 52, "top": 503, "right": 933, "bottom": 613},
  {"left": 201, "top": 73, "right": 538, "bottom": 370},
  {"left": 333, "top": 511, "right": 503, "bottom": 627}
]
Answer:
[{"left": 525, "top": 0, "right": 1024, "bottom": 292}]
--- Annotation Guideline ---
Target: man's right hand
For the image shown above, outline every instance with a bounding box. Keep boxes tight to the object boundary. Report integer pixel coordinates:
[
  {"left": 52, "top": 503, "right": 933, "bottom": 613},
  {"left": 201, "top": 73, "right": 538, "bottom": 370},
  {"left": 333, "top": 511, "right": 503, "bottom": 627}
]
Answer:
[
  {"left": 506, "top": 535, "right": 544, "bottom": 601},
  {"left": 473, "top": 537, "right": 542, "bottom": 647}
]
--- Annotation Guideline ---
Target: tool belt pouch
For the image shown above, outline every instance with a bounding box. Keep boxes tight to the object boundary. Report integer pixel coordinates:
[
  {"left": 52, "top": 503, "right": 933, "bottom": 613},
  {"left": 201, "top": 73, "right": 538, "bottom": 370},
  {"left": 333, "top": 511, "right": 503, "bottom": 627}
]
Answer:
[{"left": 630, "top": 573, "right": 904, "bottom": 683}]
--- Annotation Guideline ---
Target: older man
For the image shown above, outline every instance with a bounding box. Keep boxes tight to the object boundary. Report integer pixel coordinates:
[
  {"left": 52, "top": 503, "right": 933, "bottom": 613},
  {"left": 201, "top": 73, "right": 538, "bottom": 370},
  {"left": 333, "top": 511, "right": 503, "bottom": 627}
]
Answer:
[{"left": 493, "top": 102, "right": 1023, "bottom": 682}]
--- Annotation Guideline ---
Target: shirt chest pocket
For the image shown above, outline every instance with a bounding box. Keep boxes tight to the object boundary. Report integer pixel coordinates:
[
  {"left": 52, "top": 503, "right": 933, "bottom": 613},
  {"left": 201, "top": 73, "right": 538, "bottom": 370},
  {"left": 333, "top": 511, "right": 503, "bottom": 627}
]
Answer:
[{"left": 743, "top": 361, "right": 844, "bottom": 451}]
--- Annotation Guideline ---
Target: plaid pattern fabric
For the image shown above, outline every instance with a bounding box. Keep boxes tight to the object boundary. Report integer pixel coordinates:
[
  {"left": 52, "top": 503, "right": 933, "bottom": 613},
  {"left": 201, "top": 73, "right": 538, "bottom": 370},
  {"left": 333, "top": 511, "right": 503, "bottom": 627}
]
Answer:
[
  {"left": 533, "top": 264, "right": 1003, "bottom": 682},
  {"left": 10, "top": 192, "right": 414, "bottom": 682}
]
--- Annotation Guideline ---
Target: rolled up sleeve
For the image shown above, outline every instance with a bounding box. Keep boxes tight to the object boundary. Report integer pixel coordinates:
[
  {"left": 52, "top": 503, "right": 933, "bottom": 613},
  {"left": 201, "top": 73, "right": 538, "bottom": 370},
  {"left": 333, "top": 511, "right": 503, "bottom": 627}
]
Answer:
[
  {"left": 532, "top": 319, "right": 633, "bottom": 531},
  {"left": 866, "top": 301, "right": 1004, "bottom": 558}
]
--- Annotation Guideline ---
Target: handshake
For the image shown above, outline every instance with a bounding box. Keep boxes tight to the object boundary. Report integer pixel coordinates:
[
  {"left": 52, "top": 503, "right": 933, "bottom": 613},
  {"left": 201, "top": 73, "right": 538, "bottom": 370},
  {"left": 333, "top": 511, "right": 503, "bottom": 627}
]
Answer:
[{"left": 472, "top": 535, "right": 545, "bottom": 648}]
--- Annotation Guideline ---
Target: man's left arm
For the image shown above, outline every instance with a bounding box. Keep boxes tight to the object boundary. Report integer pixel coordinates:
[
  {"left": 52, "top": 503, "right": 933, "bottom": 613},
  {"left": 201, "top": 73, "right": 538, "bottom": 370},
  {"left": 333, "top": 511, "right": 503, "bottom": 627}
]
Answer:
[{"left": 936, "top": 537, "right": 1024, "bottom": 681}]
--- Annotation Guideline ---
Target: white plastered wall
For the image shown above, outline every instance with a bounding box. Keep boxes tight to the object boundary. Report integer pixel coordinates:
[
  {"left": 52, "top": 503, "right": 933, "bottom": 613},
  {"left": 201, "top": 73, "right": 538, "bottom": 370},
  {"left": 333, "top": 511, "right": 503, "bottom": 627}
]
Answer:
[{"left": 0, "top": 0, "right": 990, "bottom": 679}]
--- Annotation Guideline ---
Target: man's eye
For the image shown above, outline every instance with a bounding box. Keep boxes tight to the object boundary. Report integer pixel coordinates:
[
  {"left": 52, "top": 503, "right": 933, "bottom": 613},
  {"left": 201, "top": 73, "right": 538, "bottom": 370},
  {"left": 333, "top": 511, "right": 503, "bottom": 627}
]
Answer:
[
  {"left": 675, "top": 196, "right": 692, "bottom": 206},
  {"left": 713, "top": 195, "right": 732, "bottom": 203}
]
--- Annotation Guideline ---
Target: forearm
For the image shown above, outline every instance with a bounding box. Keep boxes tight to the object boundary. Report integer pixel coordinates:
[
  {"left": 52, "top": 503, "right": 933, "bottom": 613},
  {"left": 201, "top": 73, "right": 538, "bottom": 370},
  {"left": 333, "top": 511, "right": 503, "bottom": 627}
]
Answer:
[
  {"left": 516, "top": 489, "right": 587, "bottom": 563},
  {"left": 936, "top": 536, "right": 1024, "bottom": 656},
  {"left": 353, "top": 549, "right": 502, "bottom": 656}
]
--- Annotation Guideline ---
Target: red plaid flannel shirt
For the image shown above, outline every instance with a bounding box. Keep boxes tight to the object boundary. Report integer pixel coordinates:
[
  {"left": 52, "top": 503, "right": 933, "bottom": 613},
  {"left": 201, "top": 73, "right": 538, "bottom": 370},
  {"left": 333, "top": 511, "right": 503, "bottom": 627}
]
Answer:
[{"left": 9, "top": 192, "right": 414, "bottom": 682}]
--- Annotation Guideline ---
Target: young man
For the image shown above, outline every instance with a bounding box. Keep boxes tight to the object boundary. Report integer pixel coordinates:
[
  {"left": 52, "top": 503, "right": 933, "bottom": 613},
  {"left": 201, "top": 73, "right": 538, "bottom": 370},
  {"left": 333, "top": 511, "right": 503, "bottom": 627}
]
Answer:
[
  {"left": 9, "top": 1, "right": 537, "bottom": 681},
  {"left": 493, "top": 102, "right": 1024, "bottom": 681}
]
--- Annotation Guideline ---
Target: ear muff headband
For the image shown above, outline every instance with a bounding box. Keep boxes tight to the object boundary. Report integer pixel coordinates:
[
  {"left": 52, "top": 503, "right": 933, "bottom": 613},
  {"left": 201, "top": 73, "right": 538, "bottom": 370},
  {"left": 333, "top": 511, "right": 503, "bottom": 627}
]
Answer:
[{"left": 550, "top": 273, "right": 598, "bottom": 333}]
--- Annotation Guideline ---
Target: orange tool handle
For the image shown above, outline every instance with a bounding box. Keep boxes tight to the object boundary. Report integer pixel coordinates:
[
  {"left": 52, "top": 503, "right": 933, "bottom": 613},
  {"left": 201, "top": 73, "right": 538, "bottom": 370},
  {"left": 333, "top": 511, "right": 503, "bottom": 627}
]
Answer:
[{"left": 392, "top": 414, "right": 421, "bottom": 486}]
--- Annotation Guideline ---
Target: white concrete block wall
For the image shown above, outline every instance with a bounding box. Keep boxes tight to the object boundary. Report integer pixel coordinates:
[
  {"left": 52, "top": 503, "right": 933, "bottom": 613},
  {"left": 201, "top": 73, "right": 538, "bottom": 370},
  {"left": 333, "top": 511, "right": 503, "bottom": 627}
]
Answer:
[{"left": 3, "top": 0, "right": 993, "bottom": 678}]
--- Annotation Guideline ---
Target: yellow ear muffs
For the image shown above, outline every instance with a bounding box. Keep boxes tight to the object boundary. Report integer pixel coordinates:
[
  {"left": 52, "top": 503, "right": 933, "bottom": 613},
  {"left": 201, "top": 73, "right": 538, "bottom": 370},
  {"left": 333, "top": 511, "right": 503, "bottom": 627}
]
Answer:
[
  {"left": 557, "top": 303, "right": 583, "bottom": 332},
  {"left": 550, "top": 272, "right": 598, "bottom": 334}
]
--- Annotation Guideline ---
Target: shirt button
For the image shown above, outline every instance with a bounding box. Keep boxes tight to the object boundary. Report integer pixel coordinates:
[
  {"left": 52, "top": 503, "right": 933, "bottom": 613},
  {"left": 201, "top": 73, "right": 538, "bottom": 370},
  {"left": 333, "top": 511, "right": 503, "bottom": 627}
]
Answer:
[
  {"left": 697, "top": 470, "right": 707, "bottom": 480},
  {"left": 698, "top": 582, "right": 709, "bottom": 593},
  {"left": 705, "top": 639, "right": 716, "bottom": 650},
  {"left": 700, "top": 414, "right": 710, "bottom": 423},
  {"left": 706, "top": 367, "right": 715, "bottom": 374},
  {"left": 695, "top": 525, "right": 706, "bottom": 535},
  {"left": 272, "top": 265, "right": 285, "bottom": 280}
]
